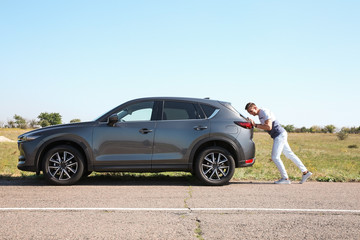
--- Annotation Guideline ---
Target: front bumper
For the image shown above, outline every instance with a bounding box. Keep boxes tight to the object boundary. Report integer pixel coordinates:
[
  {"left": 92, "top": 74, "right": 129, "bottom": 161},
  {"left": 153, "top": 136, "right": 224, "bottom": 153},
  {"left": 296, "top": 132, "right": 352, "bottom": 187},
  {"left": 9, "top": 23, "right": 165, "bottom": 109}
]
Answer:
[{"left": 17, "top": 141, "right": 38, "bottom": 172}]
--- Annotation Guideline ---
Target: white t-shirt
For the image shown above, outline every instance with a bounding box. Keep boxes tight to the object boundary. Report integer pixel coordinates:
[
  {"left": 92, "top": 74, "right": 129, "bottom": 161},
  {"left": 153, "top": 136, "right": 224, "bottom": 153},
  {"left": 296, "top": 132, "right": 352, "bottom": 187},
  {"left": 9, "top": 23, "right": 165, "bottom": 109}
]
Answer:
[
  {"left": 258, "top": 108, "right": 276, "bottom": 125},
  {"left": 258, "top": 108, "right": 285, "bottom": 138}
]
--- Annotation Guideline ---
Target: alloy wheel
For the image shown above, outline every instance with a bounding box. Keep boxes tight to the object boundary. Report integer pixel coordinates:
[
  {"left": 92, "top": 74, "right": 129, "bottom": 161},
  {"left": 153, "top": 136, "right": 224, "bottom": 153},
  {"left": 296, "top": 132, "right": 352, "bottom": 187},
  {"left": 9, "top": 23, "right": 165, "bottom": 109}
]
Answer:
[
  {"left": 48, "top": 151, "right": 79, "bottom": 181},
  {"left": 201, "top": 152, "right": 230, "bottom": 181}
]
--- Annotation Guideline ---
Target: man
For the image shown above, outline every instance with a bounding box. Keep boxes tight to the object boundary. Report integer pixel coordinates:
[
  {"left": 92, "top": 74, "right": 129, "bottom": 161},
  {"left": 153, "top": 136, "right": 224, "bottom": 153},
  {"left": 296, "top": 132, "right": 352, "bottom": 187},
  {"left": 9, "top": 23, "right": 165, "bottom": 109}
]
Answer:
[{"left": 245, "top": 102, "right": 312, "bottom": 184}]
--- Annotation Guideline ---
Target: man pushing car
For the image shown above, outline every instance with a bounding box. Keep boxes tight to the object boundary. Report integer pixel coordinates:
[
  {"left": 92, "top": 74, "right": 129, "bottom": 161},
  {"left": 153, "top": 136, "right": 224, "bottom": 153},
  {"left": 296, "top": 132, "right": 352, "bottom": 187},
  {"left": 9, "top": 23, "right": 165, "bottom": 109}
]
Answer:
[{"left": 245, "top": 102, "right": 312, "bottom": 184}]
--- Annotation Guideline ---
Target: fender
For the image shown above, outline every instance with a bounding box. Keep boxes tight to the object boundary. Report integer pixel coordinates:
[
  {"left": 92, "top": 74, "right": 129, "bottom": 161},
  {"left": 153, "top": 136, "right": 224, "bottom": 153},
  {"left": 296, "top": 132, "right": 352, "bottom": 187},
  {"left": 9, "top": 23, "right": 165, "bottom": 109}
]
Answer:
[
  {"left": 34, "top": 133, "right": 94, "bottom": 172},
  {"left": 188, "top": 134, "right": 245, "bottom": 167}
]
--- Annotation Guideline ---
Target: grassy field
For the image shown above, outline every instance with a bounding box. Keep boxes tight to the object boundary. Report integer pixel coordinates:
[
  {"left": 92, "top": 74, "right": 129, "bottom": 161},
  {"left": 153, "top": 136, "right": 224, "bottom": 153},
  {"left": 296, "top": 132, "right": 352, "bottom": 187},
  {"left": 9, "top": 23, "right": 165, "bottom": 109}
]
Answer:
[
  {"left": 0, "top": 129, "right": 359, "bottom": 182},
  {"left": 0, "top": 129, "right": 31, "bottom": 177}
]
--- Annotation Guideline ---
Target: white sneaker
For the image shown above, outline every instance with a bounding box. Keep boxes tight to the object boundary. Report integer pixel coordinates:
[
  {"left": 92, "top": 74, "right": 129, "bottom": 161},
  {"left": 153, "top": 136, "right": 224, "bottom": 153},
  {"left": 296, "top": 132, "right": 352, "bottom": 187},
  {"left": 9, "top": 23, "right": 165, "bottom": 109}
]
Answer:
[
  {"left": 300, "top": 172, "right": 312, "bottom": 184},
  {"left": 274, "top": 178, "right": 291, "bottom": 184}
]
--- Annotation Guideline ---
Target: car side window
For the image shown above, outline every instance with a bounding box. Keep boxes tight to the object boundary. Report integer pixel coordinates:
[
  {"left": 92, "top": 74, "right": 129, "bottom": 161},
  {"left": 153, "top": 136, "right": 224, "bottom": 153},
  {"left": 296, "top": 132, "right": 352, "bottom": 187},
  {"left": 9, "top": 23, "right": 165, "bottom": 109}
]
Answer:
[
  {"left": 117, "top": 101, "right": 154, "bottom": 122},
  {"left": 163, "top": 101, "right": 201, "bottom": 120},
  {"left": 200, "top": 104, "right": 218, "bottom": 118}
]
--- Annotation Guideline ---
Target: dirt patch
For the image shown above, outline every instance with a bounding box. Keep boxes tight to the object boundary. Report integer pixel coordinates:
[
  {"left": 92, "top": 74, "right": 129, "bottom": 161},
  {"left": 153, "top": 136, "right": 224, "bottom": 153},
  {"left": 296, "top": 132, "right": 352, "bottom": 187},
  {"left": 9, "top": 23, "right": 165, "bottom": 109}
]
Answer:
[{"left": 0, "top": 136, "right": 16, "bottom": 142}]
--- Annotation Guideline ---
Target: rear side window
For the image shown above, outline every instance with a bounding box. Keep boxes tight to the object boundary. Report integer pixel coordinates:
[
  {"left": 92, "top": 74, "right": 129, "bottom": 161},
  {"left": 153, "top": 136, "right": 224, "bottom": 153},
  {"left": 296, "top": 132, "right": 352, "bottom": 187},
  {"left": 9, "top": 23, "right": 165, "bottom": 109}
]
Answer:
[
  {"left": 200, "top": 104, "right": 218, "bottom": 118},
  {"left": 163, "top": 101, "right": 201, "bottom": 120}
]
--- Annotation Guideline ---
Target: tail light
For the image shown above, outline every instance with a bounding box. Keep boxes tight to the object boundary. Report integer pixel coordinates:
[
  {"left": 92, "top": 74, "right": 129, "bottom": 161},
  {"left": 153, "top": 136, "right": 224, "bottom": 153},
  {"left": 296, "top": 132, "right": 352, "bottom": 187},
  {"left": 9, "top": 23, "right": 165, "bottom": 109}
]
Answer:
[
  {"left": 245, "top": 158, "right": 254, "bottom": 164},
  {"left": 234, "top": 121, "right": 253, "bottom": 129}
]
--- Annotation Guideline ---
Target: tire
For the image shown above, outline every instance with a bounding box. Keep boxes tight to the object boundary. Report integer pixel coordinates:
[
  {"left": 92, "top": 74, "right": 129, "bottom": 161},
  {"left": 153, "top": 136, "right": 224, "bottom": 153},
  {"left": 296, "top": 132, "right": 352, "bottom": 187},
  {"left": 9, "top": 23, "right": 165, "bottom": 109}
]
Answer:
[
  {"left": 42, "top": 145, "right": 85, "bottom": 185},
  {"left": 195, "top": 146, "right": 235, "bottom": 186}
]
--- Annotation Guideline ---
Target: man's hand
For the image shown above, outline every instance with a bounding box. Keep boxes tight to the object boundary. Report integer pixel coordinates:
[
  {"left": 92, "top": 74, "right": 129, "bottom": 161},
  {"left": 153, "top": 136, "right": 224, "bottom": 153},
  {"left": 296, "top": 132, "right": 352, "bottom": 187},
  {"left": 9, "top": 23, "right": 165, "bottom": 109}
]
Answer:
[{"left": 247, "top": 117, "right": 255, "bottom": 127}]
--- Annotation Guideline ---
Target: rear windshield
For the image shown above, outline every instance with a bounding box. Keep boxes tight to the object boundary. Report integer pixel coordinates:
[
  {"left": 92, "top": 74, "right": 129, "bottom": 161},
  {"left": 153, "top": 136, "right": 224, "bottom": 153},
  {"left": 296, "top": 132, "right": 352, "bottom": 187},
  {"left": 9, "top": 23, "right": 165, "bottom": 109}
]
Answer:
[{"left": 219, "top": 101, "right": 247, "bottom": 119}]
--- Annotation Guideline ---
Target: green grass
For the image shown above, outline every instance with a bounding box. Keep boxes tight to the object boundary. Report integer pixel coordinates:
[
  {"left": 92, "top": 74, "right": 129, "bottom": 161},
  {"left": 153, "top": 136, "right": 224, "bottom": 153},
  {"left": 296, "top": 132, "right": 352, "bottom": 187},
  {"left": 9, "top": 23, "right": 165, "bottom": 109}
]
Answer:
[
  {"left": 1, "top": 129, "right": 359, "bottom": 182},
  {"left": 0, "top": 128, "right": 33, "bottom": 177}
]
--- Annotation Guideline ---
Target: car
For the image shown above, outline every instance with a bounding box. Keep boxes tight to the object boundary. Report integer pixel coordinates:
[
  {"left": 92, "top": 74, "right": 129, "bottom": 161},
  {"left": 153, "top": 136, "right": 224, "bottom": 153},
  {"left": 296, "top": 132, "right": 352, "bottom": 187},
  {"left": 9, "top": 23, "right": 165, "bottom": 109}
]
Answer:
[{"left": 18, "top": 97, "right": 255, "bottom": 185}]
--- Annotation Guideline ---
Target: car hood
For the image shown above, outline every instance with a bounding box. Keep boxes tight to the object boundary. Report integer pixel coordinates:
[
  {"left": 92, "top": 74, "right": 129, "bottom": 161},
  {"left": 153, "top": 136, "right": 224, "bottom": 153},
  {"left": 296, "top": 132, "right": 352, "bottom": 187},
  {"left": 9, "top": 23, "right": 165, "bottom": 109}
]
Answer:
[{"left": 19, "top": 121, "right": 97, "bottom": 137}]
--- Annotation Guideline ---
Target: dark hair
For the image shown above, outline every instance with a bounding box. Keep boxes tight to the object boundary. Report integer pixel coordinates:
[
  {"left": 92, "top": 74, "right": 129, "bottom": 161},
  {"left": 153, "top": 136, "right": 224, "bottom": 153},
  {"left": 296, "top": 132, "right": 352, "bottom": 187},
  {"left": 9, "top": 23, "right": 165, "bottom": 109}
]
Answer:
[{"left": 245, "top": 102, "right": 256, "bottom": 110}]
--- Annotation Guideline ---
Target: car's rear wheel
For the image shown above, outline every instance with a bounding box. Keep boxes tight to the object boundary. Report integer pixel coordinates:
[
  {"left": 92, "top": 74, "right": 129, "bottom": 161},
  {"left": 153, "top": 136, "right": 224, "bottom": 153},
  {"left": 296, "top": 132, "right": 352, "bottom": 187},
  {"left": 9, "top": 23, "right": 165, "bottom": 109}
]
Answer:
[
  {"left": 195, "top": 147, "right": 235, "bottom": 186},
  {"left": 42, "top": 145, "right": 84, "bottom": 185}
]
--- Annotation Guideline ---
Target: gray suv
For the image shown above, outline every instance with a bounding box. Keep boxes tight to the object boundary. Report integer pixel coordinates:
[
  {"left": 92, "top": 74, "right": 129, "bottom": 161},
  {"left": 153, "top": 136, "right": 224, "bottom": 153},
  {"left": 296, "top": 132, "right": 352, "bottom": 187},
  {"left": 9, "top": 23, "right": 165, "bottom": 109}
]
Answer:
[{"left": 18, "top": 97, "right": 255, "bottom": 185}]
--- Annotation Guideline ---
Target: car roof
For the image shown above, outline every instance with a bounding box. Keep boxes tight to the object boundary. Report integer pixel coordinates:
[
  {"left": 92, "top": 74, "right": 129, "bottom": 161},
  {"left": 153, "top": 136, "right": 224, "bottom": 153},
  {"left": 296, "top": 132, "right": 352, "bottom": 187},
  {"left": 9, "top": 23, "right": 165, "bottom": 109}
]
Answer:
[
  {"left": 131, "top": 97, "right": 227, "bottom": 105},
  {"left": 96, "top": 97, "right": 232, "bottom": 122}
]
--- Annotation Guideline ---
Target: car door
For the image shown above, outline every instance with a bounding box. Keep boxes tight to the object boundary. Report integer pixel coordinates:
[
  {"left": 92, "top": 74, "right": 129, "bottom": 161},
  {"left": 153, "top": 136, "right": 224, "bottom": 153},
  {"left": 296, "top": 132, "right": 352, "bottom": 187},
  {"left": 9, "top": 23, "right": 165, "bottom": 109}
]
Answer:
[
  {"left": 152, "top": 100, "right": 210, "bottom": 170},
  {"left": 92, "top": 101, "right": 156, "bottom": 171}
]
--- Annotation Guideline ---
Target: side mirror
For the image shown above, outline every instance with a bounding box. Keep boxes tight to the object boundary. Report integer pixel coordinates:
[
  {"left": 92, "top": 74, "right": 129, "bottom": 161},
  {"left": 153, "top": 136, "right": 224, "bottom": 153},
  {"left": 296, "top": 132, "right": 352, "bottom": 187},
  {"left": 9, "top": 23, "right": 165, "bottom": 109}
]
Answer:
[{"left": 107, "top": 114, "right": 119, "bottom": 126}]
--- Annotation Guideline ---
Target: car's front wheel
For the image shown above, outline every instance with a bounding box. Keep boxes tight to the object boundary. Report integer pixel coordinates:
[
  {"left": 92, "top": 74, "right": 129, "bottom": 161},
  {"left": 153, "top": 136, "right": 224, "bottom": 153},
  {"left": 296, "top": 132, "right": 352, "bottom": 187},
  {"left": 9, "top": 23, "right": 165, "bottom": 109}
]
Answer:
[
  {"left": 42, "top": 145, "right": 85, "bottom": 185},
  {"left": 195, "top": 147, "right": 235, "bottom": 186}
]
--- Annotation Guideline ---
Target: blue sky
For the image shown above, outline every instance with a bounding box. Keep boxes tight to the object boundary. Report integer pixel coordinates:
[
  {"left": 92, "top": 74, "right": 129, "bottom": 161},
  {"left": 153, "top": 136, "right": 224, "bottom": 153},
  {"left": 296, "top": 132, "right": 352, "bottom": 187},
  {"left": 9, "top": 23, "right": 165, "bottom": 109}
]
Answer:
[{"left": 1, "top": 1, "right": 359, "bottom": 128}]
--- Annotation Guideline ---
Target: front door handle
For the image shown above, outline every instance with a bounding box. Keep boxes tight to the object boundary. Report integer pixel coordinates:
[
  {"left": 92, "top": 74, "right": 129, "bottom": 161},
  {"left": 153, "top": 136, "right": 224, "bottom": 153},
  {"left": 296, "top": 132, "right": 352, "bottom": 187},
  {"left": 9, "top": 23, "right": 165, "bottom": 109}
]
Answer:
[
  {"left": 139, "top": 128, "right": 153, "bottom": 134},
  {"left": 194, "top": 126, "right": 208, "bottom": 131}
]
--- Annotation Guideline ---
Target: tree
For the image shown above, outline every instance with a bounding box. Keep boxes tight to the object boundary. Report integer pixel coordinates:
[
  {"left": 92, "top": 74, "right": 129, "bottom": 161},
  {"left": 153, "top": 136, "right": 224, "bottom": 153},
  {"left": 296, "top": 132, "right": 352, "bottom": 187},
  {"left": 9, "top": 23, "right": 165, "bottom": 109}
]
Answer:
[
  {"left": 324, "top": 125, "right": 336, "bottom": 133},
  {"left": 341, "top": 127, "right": 350, "bottom": 133},
  {"left": 300, "top": 127, "right": 309, "bottom": 133},
  {"left": 28, "top": 119, "right": 40, "bottom": 128},
  {"left": 349, "top": 126, "right": 359, "bottom": 134},
  {"left": 70, "top": 119, "right": 81, "bottom": 123},
  {"left": 14, "top": 114, "right": 27, "bottom": 129},
  {"left": 38, "top": 112, "right": 62, "bottom": 127},
  {"left": 6, "top": 120, "right": 16, "bottom": 128},
  {"left": 283, "top": 125, "right": 295, "bottom": 133},
  {"left": 39, "top": 120, "right": 50, "bottom": 127},
  {"left": 310, "top": 125, "right": 321, "bottom": 133}
]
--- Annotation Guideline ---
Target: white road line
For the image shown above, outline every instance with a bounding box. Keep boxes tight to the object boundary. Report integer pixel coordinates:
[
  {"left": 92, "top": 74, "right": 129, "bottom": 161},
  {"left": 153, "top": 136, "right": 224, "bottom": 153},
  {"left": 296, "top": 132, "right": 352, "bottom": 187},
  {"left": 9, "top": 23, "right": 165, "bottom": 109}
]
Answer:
[{"left": 0, "top": 207, "right": 359, "bottom": 213}]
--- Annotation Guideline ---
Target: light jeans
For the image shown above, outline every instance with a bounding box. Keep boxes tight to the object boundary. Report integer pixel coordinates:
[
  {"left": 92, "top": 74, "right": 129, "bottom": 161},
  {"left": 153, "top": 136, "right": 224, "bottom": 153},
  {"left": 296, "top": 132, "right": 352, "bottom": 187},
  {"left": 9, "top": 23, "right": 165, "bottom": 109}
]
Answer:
[{"left": 271, "top": 131, "right": 307, "bottom": 179}]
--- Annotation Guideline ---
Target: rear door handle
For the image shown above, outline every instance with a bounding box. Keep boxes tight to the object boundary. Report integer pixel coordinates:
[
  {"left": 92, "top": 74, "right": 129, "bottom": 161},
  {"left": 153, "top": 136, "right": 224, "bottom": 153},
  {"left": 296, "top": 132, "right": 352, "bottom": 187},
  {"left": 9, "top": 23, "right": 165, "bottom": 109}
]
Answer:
[
  {"left": 194, "top": 126, "right": 208, "bottom": 131},
  {"left": 139, "top": 128, "right": 153, "bottom": 134}
]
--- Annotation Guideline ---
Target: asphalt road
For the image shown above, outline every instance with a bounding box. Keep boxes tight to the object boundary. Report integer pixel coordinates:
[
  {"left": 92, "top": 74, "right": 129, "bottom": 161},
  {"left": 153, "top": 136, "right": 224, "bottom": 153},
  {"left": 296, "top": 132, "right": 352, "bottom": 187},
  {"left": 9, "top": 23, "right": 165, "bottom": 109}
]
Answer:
[{"left": 0, "top": 177, "right": 359, "bottom": 239}]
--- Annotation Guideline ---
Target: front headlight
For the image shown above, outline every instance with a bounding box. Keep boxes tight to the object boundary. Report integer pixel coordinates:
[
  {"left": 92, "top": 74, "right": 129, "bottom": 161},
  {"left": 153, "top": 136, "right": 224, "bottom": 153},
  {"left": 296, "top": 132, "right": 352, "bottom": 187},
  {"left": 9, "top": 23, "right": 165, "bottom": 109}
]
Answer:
[{"left": 18, "top": 135, "right": 40, "bottom": 142}]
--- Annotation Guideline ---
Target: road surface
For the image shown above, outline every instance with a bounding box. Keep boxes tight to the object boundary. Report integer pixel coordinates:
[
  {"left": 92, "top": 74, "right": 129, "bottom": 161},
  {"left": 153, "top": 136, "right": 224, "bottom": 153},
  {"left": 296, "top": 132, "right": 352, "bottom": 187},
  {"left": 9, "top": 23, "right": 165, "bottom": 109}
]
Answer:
[{"left": 0, "top": 177, "right": 359, "bottom": 239}]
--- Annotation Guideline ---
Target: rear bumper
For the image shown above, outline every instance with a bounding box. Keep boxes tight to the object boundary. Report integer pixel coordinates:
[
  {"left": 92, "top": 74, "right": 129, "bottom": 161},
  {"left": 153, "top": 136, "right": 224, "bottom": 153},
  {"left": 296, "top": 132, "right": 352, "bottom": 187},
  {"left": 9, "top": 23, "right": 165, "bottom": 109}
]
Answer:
[{"left": 237, "top": 158, "right": 255, "bottom": 168}]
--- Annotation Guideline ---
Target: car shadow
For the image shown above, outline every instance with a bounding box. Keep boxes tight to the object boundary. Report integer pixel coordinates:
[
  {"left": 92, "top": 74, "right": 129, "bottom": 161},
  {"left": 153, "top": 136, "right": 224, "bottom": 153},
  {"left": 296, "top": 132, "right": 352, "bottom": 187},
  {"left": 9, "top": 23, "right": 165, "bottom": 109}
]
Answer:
[
  {"left": 0, "top": 174, "right": 199, "bottom": 186},
  {"left": 80, "top": 174, "right": 200, "bottom": 186},
  {"left": 0, "top": 175, "right": 274, "bottom": 186},
  {"left": 0, "top": 176, "right": 47, "bottom": 186}
]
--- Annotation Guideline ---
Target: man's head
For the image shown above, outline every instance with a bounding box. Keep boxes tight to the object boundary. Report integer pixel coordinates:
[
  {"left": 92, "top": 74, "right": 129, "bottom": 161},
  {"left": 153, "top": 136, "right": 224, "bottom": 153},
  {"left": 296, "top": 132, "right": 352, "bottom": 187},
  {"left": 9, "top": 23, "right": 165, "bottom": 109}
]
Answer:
[{"left": 245, "top": 102, "right": 259, "bottom": 116}]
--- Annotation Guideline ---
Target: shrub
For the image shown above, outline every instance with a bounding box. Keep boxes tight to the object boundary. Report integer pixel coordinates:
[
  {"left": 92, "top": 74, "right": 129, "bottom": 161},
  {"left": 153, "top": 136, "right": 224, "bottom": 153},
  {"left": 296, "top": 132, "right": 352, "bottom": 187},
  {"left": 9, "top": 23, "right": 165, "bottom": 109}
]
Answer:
[
  {"left": 337, "top": 131, "right": 348, "bottom": 140},
  {"left": 70, "top": 119, "right": 81, "bottom": 123}
]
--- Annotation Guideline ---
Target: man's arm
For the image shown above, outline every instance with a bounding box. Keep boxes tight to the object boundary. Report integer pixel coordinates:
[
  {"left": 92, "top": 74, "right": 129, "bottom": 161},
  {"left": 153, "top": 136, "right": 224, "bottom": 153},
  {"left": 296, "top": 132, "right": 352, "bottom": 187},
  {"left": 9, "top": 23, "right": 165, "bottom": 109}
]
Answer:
[{"left": 255, "top": 119, "right": 272, "bottom": 131}]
